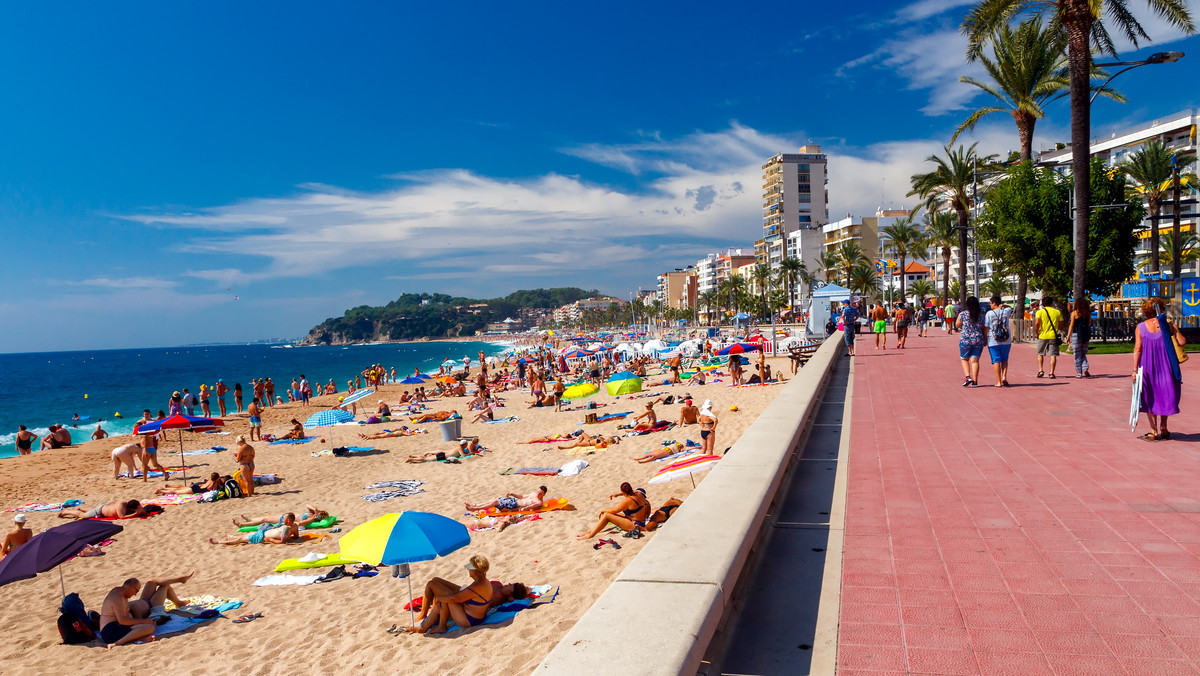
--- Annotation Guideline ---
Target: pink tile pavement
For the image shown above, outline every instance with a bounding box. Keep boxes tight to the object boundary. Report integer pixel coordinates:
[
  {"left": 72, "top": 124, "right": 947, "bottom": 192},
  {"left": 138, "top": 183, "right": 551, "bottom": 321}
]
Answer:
[{"left": 837, "top": 330, "right": 1200, "bottom": 675}]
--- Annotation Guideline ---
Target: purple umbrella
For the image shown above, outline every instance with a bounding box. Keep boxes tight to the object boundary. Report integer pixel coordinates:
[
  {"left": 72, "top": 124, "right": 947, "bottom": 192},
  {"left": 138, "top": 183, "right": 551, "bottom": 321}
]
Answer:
[{"left": 0, "top": 520, "right": 123, "bottom": 594}]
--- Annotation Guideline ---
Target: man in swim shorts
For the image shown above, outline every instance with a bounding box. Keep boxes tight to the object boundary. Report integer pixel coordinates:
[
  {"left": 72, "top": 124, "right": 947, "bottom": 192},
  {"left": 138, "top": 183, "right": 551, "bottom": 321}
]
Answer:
[
  {"left": 870, "top": 303, "right": 888, "bottom": 350},
  {"left": 465, "top": 487, "right": 547, "bottom": 513},
  {"left": 247, "top": 398, "right": 262, "bottom": 442},
  {"left": 59, "top": 500, "right": 143, "bottom": 520},
  {"left": 209, "top": 514, "right": 299, "bottom": 545},
  {"left": 214, "top": 379, "right": 229, "bottom": 417},
  {"left": 99, "top": 572, "right": 193, "bottom": 649}
]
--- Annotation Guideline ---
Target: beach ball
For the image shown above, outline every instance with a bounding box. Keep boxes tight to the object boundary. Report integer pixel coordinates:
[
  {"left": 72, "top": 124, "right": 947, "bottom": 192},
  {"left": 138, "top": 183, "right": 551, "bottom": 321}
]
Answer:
[{"left": 729, "top": 405, "right": 739, "bottom": 412}]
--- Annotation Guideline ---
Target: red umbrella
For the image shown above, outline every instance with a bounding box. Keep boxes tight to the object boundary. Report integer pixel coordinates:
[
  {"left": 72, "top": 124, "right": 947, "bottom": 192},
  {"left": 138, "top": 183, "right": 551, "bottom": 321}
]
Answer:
[{"left": 136, "top": 414, "right": 224, "bottom": 483}]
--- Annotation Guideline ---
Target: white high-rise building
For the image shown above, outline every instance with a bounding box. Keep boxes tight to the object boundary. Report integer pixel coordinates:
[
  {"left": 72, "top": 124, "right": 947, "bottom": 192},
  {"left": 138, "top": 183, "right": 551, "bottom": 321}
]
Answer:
[{"left": 761, "top": 145, "right": 829, "bottom": 277}]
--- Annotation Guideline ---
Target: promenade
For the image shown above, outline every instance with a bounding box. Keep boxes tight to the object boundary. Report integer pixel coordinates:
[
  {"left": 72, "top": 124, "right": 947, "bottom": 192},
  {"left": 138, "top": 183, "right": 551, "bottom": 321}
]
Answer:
[{"left": 840, "top": 328, "right": 1200, "bottom": 675}]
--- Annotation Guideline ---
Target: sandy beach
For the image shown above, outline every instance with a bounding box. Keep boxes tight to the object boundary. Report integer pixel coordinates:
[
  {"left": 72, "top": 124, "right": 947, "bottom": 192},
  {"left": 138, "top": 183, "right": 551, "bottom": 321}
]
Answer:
[{"left": 0, "top": 356, "right": 791, "bottom": 675}]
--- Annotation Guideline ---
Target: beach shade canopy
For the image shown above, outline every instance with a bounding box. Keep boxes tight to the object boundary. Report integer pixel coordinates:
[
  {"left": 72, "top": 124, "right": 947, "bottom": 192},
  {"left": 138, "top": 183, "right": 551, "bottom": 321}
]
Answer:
[
  {"left": 339, "top": 512, "right": 470, "bottom": 566},
  {"left": 562, "top": 382, "right": 599, "bottom": 401},
  {"left": 606, "top": 370, "right": 640, "bottom": 383},
  {"left": 733, "top": 312, "right": 751, "bottom": 320},
  {"left": 416, "top": 373, "right": 433, "bottom": 381},
  {"left": 562, "top": 348, "right": 594, "bottom": 359},
  {"left": 606, "top": 377, "right": 642, "bottom": 396},
  {"left": 648, "top": 454, "right": 720, "bottom": 485},
  {"left": 642, "top": 339, "right": 667, "bottom": 354},
  {"left": 304, "top": 408, "right": 355, "bottom": 428},
  {"left": 340, "top": 388, "right": 377, "bottom": 407},
  {"left": 0, "top": 520, "right": 123, "bottom": 593},
  {"left": 135, "top": 414, "right": 223, "bottom": 435},
  {"left": 716, "top": 343, "right": 762, "bottom": 356},
  {"left": 398, "top": 376, "right": 424, "bottom": 385}
]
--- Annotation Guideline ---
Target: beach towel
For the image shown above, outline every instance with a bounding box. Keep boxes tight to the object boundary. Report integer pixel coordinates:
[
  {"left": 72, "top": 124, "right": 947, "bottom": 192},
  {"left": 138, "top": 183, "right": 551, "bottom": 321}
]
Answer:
[
  {"left": 117, "top": 469, "right": 182, "bottom": 479},
  {"left": 467, "top": 514, "right": 543, "bottom": 532},
  {"left": 165, "top": 596, "right": 243, "bottom": 613},
  {"left": 6, "top": 500, "right": 81, "bottom": 513},
  {"left": 442, "top": 585, "right": 559, "bottom": 631},
  {"left": 142, "top": 494, "right": 202, "bottom": 506},
  {"left": 578, "top": 412, "right": 631, "bottom": 425},
  {"left": 485, "top": 416, "right": 520, "bottom": 424},
  {"left": 514, "top": 467, "right": 560, "bottom": 476},
  {"left": 524, "top": 434, "right": 574, "bottom": 444},
  {"left": 559, "top": 459, "right": 588, "bottom": 476},
  {"left": 474, "top": 496, "right": 569, "bottom": 517},
  {"left": 563, "top": 445, "right": 611, "bottom": 456},
  {"left": 364, "top": 480, "right": 425, "bottom": 491},
  {"left": 269, "top": 438, "right": 316, "bottom": 445},
  {"left": 173, "top": 446, "right": 225, "bottom": 455},
  {"left": 362, "top": 489, "right": 426, "bottom": 502},
  {"left": 227, "top": 532, "right": 327, "bottom": 546},
  {"left": 153, "top": 613, "right": 220, "bottom": 638},
  {"left": 311, "top": 446, "right": 380, "bottom": 457},
  {"left": 253, "top": 574, "right": 320, "bottom": 586},
  {"left": 275, "top": 553, "right": 361, "bottom": 572}
]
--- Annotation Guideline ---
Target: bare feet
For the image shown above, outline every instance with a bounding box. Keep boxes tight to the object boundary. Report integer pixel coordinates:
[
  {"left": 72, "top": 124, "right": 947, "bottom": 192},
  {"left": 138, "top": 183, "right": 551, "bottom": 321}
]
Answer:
[
  {"left": 425, "top": 624, "right": 448, "bottom": 635},
  {"left": 401, "top": 625, "right": 426, "bottom": 634}
]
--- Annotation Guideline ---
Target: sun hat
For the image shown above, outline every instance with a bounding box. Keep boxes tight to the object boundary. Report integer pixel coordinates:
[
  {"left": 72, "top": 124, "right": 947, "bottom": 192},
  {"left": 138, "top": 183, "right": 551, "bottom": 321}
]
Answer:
[{"left": 13, "top": 514, "right": 26, "bottom": 523}]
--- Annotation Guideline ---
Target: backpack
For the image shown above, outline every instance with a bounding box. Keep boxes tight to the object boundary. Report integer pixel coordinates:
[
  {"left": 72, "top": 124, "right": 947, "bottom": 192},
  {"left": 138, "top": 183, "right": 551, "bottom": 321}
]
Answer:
[
  {"left": 224, "top": 480, "right": 245, "bottom": 499},
  {"left": 992, "top": 308, "right": 1010, "bottom": 343},
  {"left": 57, "top": 593, "right": 98, "bottom": 645}
]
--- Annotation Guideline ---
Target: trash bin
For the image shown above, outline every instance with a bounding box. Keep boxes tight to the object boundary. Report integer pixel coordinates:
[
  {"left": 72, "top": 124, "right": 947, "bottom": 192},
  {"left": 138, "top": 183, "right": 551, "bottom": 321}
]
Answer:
[{"left": 440, "top": 418, "right": 462, "bottom": 442}]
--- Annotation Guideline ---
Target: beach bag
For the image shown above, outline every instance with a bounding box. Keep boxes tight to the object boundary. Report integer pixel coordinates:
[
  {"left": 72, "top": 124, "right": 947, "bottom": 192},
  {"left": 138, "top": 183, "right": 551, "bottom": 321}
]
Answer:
[
  {"left": 57, "top": 593, "right": 97, "bottom": 645},
  {"left": 224, "top": 480, "right": 245, "bottom": 499}
]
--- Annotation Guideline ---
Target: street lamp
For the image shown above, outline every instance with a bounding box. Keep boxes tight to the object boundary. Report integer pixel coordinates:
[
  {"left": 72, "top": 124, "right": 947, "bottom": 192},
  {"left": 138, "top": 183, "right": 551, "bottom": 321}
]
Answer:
[{"left": 1091, "top": 51, "right": 1184, "bottom": 104}]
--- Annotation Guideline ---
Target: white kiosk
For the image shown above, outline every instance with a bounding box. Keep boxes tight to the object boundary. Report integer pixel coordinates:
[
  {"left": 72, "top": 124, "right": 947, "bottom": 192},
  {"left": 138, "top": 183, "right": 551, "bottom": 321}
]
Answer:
[{"left": 808, "top": 283, "right": 853, "bottom": 337}]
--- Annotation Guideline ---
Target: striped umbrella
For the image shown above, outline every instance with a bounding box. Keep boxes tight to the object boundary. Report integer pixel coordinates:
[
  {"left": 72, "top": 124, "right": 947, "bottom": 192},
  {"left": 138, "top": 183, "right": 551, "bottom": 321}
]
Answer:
[
  {"left": 716, "top": 343, "right": 761, "bottom": 355},
  {"left": 304, "top": 409, "right": 355, "bottom": 428},
  {"left": 648, "top": 454, "right": 720, "bottom": 487},
  {"left": 562, "top": 348, "right": 593, "bottom": 359},
  {"left": 341, "top": 388, "right": 376, "bottom": 407}
]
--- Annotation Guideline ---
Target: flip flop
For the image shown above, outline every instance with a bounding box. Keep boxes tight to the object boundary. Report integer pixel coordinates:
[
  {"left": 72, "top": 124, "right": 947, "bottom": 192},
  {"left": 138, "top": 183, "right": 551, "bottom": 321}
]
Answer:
[
  {"left": 233, "top": 613, "right": 262, "bottom": 624},
  {"left": 601, "top": 538, "right": 621, "bottom": 550},
  {"left": 1140, "top": 432, "right": 1160, "bottom": 441}
]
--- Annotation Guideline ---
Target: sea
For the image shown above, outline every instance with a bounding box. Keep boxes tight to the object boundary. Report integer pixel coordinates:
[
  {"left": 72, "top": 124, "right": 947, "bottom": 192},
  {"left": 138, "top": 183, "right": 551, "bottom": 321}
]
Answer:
[{"left": 0, "top": 340, "right": 510, "bottom": 459}]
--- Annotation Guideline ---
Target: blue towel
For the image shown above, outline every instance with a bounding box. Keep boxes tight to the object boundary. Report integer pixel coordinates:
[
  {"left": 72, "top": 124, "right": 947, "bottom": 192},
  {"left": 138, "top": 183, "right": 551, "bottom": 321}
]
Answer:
[
  {"left": 345, "top": 446, "right": 376, "bottom": 452},
  {"left": 269, "top": 438, "right": 316, "bottom": 445},
  {"left": 485, "top": 416, "right": 519, "bottom": 424}
]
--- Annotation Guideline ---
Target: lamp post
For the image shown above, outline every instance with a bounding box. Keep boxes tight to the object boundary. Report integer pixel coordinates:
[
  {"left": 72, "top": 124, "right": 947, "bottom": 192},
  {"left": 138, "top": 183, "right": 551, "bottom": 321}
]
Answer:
[{"left": 1091, "top": 51, "right": 1184, "bottom": 105}]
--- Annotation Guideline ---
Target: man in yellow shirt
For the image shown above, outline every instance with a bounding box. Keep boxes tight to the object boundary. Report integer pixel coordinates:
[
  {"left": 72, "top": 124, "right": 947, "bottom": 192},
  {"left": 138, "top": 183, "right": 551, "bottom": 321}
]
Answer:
[{"left": 1034, "top": 297, "right": 1064, "bottom": 378}]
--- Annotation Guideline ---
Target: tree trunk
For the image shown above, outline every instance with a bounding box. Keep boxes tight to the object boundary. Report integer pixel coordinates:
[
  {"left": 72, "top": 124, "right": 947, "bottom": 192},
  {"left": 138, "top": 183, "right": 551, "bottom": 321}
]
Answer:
[
  {"left": 899, "top": 253, "right": 907, "bottom": 301},
  {"left": 956, "top": 206, "right": 969, "bottom": 303},
  {"left": 1015, "top": 274, "right": 1028, "bottom": 342},
  {"left": 1147, "top": 199, "right": 1161, "bottom": 275},
  {"left": 1016, "top": 114, "right": 1034, "bottom": 163},
  {"left": 1173, "top": 167, "right": 1183, "bottom": 292},
  {"left": 1065, "top": 8, "right": 1093, "bottom": 306},
  {"left": 942, "top": 249, "right": 951, "bottom": 305}
]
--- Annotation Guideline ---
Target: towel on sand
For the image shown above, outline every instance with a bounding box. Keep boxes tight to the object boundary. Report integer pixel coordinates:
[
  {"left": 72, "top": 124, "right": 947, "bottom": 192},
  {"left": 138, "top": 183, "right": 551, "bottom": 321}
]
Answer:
[
  {"left": 443, "top": 585, "right": 559, "bottom": 631},
  {"left": 485, "top": 416, "right": 520, "bottom": 424},
  {"left": 254, "top": 574, "right": 320, "bottom": 586},
  {"left": 269, "top": 438, "right": 316, "bottom": 445}
]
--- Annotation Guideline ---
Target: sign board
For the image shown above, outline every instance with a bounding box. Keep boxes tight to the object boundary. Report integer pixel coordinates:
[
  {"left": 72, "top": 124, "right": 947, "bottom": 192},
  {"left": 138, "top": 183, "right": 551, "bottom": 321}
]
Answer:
[{"left": 1183, "top": 277, "right": 1200, "bottom": 318}]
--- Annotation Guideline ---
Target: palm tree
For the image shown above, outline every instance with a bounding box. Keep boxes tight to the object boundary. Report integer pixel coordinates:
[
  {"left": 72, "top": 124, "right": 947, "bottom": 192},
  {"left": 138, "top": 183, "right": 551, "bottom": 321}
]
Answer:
[
  {"left": 778, "top": 256, "right": 809, "bottom": 311},
  {"left": 836, "top": 241, "right": 870, "bottom": 288},
  {"left": 752, "top": 264, "right": 773, "bottom": 319},
  {"left": 697, "top": 290, "right": 717, "bottom": 325},
  {"left": 965, "top": 0, "right": 1195, "bottom": 308},
  {"left": 924, "top": 210, "right": 958, "bottom": 306},
  {"left": 819, "top": 250, "right": 840, "bottom": 284},
  {"left": 1119, "top": 139, "right": 1198, "bottom": 276},
  {"left": 949, "top": 279, "right": 962, "bottom": 303},
  {"left": 981, "top": 276, "right": 1014, "bottom": 298},
  {"left": 909, "top": 144, "right": 997, "bottom": 303},
  {"left": 848, "top": 263, "right": 878, "bottom": 298},
  {"left": 1153, "top": 232, "right": 1200, "bottom": 271},
  {"left": 910, "top": 278, "right": 937, "bottom": 306},
  {"left": 880, "top": 211, "right": 928, "bottom": 301}
]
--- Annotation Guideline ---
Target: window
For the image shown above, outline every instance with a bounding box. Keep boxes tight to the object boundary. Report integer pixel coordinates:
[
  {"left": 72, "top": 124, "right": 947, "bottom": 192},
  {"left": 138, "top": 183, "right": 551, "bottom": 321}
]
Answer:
[
  {"left": 798, "top": 215, "right": 811, "bottom": 223},
  {"left": 798, "top": 194, "right": 811, "bottom": 203},
  {"left": 797, "top": 184, "right": 811, "bottom": 193},
  {"left": 797, "top": 164, "right": 809, "bottom": 172}
]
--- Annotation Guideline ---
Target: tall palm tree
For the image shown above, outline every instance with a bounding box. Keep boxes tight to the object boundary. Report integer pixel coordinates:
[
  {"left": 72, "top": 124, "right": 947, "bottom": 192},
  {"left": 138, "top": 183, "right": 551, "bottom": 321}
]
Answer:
[
  {"left": 778, "top": 256, "right": 809, "bottom": 311},
  {"left": 1119, "top": 139, "right": 1198, "bottom": 276},
  {"left": 909, "top": 144, "right": 997, "bottom": 303},
  {"left": 981, "top": 276, "right": 1014, "bottom": 298},
  {"left": 819, "top": 250, "right": 840, "bottom": 284},
  {"left": 698, "top": 289, "right": 718, "bottom": 325},
  {"left": 965, "top": 0, "right": 1195, "bottom": 306},
  {"left": 836, "top": 241, "right": 870, "bottom": 288},
  {"left": 1153, "top": 232, "right": 1200, "bottom": 271},
  {"left": 880, "top": 211, "right": 928, "bottom": 301},
  {"left": 910, "top": 278, "right": 937, "bottom": 307},
  {"left": 924, "top": 210, "right": 958, "bottom": 306},
  {"left": 752, "top": 264, "right": 773, "bottom": 319},
  {"left": 848, "top": 263, "right": 878, "bottom": 298}
]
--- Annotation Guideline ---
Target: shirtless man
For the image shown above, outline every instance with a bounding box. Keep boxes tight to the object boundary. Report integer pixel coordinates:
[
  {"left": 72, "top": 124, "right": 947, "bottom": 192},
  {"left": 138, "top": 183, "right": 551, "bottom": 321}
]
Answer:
[
  {"left": 59, "top": 500, "right": 144, "bottom": 520},
  {"left": 111, "top": 442, "right": 142, "bottom": 479},
  {"left": 247, "top": 398, "right": 262, "bottom": 442},
  {"left": 2, "top": 514, "right": 32, "bottom": 558},
  {"left": 40, "top": 425, "right": 71, "bottom": 450},
  {"left": 98, "top": 573, "right": 193, "bottom": 649},
  {"left": 14, "top": 425, "right": 37, "bottom": 456},
  {"left": 214, "top": 380, "right": 229, "bottom": 417},
  {"left": 406, "top": 438, "right": 482, "bottom": 463},
  {"left": 676, "top": 398, "right": 699, "bottom": 426},
  {"left": 465, "top": 487, "right": 547, "bottom": 513},
  {"left": 140, "top": 430, "right": 164, "bottom": 481},
  {"left": 553, "top": 377, "right": 566, "bottom": 412},
  {"left": 92, "top": 425, "right": 109, "bottom": 441},
  {"left": 233, "top": 435, "right": 256, "bottom": 497},
  {"left": 210, "top": 514, "right": 299, "bottom": 545}
]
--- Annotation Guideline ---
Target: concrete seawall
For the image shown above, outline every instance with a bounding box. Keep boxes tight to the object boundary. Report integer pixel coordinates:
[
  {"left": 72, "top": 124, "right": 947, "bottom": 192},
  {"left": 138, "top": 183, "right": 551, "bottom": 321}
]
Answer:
[{"left": 535, "top": 336, "right": 843, "bottom": 675}]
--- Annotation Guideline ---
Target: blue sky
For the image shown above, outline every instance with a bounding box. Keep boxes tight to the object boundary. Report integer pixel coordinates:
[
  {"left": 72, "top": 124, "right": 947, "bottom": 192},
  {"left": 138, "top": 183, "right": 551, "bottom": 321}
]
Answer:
[{"left": 3, "top": 0, "right": 1200, "bottom": 352}]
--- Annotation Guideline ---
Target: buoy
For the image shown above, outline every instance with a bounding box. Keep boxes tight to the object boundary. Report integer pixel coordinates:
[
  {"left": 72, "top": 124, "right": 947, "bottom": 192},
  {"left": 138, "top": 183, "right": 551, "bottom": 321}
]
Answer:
[
  {"left": 729, "top": 405, "right": 739, "bottom": 412},
  {"left": 84, "top": 394, "right": 88, "bottom": 399},
  {"left": 114, "top": 412, "right": 122, "bottom": 418}
]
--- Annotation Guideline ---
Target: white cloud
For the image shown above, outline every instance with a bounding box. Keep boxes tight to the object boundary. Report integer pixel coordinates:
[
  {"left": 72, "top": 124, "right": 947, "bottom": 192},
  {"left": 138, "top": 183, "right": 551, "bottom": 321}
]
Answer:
[
  {"left": 72, "top": 276, "right": 177, "bottom": 289},
  {"left": 895, "top": 0, "right": 973, "bottom": 23},
  {"left": 840, "top": 28, "right": 985, "bottom": 115}
]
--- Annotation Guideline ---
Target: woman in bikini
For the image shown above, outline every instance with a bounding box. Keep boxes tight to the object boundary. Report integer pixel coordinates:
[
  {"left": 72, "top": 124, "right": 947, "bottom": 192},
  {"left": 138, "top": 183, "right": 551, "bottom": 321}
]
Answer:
[
  {"left": 556, "top": 431, "right": 620, "bottom": 450},
  {"left": 405, "top": 554, "right": 493, "bottom": 634},
  {"left": 698, "top": 400, "right": 718, "bottom": 455},
  {"left": 631, "top": 398, "right": 663, "bottom": 431},
  {"left": 644, "top": 497, "right": 682, "bottom": 531},
  {"left": 576, "top": 482, "right": 650, "bottom": 540}
]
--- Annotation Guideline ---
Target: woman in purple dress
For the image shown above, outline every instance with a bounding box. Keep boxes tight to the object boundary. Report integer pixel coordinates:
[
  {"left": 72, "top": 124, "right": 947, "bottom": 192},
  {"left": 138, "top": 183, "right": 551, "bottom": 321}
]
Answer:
[{"left": 1133, "top": 298, "right": 1186, "bottom": 440}]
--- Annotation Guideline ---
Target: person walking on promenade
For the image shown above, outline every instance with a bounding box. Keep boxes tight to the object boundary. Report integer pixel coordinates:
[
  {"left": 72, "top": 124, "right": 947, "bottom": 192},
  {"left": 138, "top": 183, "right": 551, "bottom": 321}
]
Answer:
[
  {"left": 1133, "top": 298, "right": 1186, "bottom": 441},
  {"left": 917, "top": 304, "right": 929, "bottom": 337},
  {"left": 957, "top": 296, "right": 986, "bottom": 388},
  {"left": 1035, "top": 297, "right": 1064, "bottom": 379},
  {"left": 870, "top": 303, "right": 888, "bottom": 350},
  {"left": 840, "top": 302, "right": 860, "bottom": 357},
  {"left": 893, "top": 302, "right": 911, "bottom": 349},
  {"left": 985, "top": 295, "right": 1013, "bottom": 387},
  {"left": 944, "top": 302, "right": 956, "bottom": 335},
  {"left": 1067, "top": 298, "right": 1092, "bottom": 378}
]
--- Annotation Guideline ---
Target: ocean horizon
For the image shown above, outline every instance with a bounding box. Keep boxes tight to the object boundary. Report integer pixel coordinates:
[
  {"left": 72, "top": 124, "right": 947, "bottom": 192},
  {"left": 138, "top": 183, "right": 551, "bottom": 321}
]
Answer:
[{"left": 0, "top": 339, "right": 510, "bottom": 458}]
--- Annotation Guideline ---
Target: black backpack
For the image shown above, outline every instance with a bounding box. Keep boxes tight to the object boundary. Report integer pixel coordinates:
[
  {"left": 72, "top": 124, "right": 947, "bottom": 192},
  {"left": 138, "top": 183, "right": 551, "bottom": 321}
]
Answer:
[
  {"left": 57, "top": 593, "right": 98, "bottom": 645},
  {"left": 225, "top": 479, "right": 245, "bottom": 499},
  {"left": 991, "top": 308, "right": 1010, "bottom": 343}
]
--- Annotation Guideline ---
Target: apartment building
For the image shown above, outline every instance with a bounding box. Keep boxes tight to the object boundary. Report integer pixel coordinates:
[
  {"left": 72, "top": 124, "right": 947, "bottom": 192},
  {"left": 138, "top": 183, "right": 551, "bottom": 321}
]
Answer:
[
  {"left": 695, "top": 248, "right": 755, "bottom": 295},
  {"left": 822, "top": 209, "right": 907, "bottom": 261},
  {"left": 552, "top": 296, "right": 625, "bottom": 323},
  {"left": 656, "top": 268, "right": 698, "bottom": 310},
  {"left": 761, "top": 145, "right": 830, "bottom": 279}
]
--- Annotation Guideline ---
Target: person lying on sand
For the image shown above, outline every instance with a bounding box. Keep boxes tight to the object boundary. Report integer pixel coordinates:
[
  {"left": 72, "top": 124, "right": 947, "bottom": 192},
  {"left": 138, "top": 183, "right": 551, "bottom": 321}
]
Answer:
[
  {"left": 632, "top": 444, "right": 681, "bottom": 463},
  {"left": 411, "top": 410, "right": 457, "bottom": 424},
  {"left": 406, "top": 438, "right": 482, "bottom": 463},
  {"left": 527, "top": 393, "right": 555, "bottom": 408},
  {"left": 59, "top": 500, "right": 144, "bottom": 520},
  {"left": 517, "top": 432, "right": 577, "bottom": 444},
  {"left": 154, "top": 472, "right": 226, "bottom": 495},
  {"left": 576, "top": 482, "right": 650, "bottom": 540},
  {"left": 209, "top": 513, "right": 300, "bottom": 545},
  {"left": 465, "top": 487, "right": 546, "bottom": 513},
  {"left": 280, "top": 419, "right": 305, "bottom": 441},
  {"left": 359, "top": 426, "right": 419, "bottom": 440},
  {"left": 557, "top": 432, "right": 620, "bottom": 450},
  {"left": 467, "top": 514, "right": 527, "bottom": 532},
  {"left": 486, "top": 581, "right": 528, "bottom": 608},
  {"left": 403, "top": 555, "right": 493, "bottom": 635},
  {"left": 643, "top": 498, "right": 682, "bottom": 531},
  {"left": 233, "top": 505, "right": 328, "bottom": 529},
  {"left": 631, "top": 398, "right": 664, "bottom": 431},
  {"left": 99, "top": 572, "right": 193, "bottom": 650}
]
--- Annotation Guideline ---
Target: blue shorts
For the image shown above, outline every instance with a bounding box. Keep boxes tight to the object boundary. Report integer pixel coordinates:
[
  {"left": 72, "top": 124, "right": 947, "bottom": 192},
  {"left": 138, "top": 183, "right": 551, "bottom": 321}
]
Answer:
[
  {"left": 959, "top": 343, "right": 984, "bottom": 360},
  {"left": 988, "top": 344, "right": 1011, "bottom": 364},
  {"left": 843, "top": 328, "right": 855, "bottom": 345},
  {"left": 497, "top": 497, "right": 518, "bottom": 511}
]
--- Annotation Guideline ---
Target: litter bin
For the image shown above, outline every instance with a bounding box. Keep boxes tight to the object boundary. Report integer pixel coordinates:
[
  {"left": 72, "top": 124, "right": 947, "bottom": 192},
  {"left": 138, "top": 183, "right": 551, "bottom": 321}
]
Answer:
[{"left": 440, "top": 418, "right": 462, "bottom": 442}]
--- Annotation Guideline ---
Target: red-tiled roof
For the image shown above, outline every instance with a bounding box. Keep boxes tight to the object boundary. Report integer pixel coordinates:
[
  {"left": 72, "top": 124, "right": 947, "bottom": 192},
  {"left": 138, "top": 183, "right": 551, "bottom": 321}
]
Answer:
[{"left": 904, "top": 261, "right": 931, "bottom": 274}]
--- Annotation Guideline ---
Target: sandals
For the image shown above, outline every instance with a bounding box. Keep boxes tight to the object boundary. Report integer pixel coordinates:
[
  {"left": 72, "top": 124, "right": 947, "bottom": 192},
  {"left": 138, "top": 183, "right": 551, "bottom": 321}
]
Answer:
[
  {"left": 592, "top": 538, "right": 622, "bottom": 550},
  {"left": 1140, "top": 432, "right": 1160, "bottom": 441},
  {"left": 1037, "top": 372, "right": 1044, "bottom": 378},
  {"left": 233, "top": 613, "right": 262, "bottom": 624},
  {"left": 1161, "top": 431, "right": 1172, "bottom": 440}
]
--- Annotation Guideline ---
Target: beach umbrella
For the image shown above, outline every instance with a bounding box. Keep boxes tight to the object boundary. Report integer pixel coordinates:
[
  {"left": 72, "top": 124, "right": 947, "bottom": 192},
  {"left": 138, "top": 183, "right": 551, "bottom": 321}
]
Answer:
[
  {"left": 398, "top": 376, "right": 424, "bottom": 385},
  {"left": 562, "top": 382, "right": 599, "bottom": 401},
  {"left": 606, "top": 376, "right": 642, "bottom": 396},
  {"left": 606, "top": 370, "right": 639, "bottom": 382},
  {"left": 716, "top": 343, "right": 761, "bottom": 356},
  {"left": 648, "top": 454, "right": 720, "bottom": 488},
  {"left": 136, "top": 414, "right": 224, "bottom": 484},
  {"left": 562, "top": 348, "right": 593, "bottom": 359},
  {"left": 304, "top": 409, "right": 355, "bottom": 428},
  {"left": 746, "top": 334, "right": 767, "bottom": 344},
  {"left": 0, "top": 520, "right": 123, "bottom": 595},
  {"left": 339, "top": 511, "right": 470, "bottom": 626},
  {"left": 341, "top": 388, "right": 377, "bottom": 407},
  {"left": 733, "top": 312, "right": 751, "bottom": 321}
]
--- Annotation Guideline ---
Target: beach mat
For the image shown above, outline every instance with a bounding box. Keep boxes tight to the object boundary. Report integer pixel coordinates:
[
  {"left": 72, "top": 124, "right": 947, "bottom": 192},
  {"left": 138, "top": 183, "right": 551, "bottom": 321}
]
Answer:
[
  {"left": 514, "top": 467, "right": 560, "bottom": 476},
  {"left": 443, "top": 585, "right": 559, "bottom": 631},
  {"left": 239, "top": 515, "right": 339, "bottom": 532},
  {"left": 484, "top": 416, "right": 520, "bottom": 424},
  {"left": 269, "top": 438, "right": 316, "bottom": 445},
  {"left": 475, "top": 496, "right": 568, "bottom": 518},
  {"left": 227, "top": 532, "right": 327, "bottom": 546}
]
